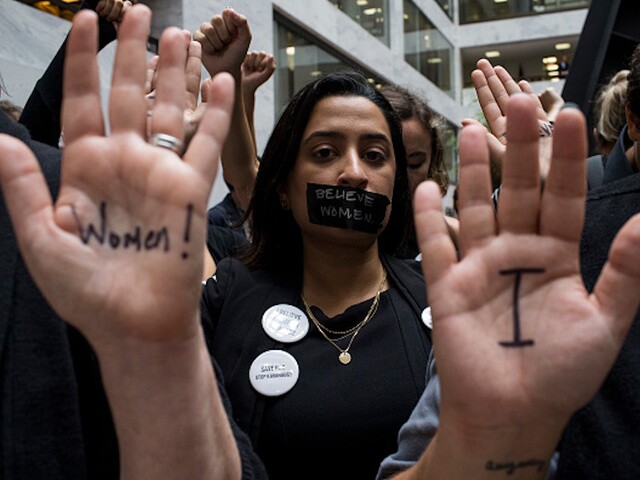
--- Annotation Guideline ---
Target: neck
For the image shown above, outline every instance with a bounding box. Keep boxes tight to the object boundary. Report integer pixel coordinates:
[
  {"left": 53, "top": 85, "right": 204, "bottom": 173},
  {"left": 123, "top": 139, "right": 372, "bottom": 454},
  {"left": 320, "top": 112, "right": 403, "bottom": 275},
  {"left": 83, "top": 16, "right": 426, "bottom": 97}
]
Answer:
[{"left": 301, "top": 239, "right": 387, "bottom": 317}]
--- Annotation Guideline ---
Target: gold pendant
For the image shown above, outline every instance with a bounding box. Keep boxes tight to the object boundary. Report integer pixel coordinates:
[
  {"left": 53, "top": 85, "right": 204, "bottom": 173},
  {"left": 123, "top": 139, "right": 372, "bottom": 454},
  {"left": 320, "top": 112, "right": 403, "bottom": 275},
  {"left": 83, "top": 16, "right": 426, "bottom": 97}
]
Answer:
[{"left": 339, "top": 351, "right": 351, "bottom": 364}]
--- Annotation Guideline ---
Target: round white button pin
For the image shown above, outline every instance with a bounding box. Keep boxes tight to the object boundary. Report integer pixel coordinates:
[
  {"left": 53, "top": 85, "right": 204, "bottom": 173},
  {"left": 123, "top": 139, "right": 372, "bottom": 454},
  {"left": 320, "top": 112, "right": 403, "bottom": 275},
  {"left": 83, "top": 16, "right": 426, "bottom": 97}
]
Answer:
[
  {"left": 261, "top": 304, "right": 309, "bottom": 343},
  {"left": 249, "top": 350, "right": 300, "bottom": 397},
  {"left": 421, "top": 307, "right": 432, "bottom": 329}
]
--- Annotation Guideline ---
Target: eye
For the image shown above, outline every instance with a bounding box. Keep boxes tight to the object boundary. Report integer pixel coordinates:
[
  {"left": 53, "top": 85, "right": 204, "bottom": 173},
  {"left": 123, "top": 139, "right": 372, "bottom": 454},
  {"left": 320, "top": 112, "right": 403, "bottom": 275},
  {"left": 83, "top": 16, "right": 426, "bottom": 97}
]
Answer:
[
  {"left": 407, "top": 161, "right": 425, "bottom": 170},
  {"left": 362, "top": 149, "right": 387, "bottom": 164},
  {"left": 311, "top": 146, "right": 338, "bottom": 161}
]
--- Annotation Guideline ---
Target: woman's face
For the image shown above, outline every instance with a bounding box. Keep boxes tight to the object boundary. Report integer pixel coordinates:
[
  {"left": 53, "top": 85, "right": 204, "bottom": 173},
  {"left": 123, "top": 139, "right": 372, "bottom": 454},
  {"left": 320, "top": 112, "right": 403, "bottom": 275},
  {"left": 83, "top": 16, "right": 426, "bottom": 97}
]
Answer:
[
  {"left": 402, "top": 118, "right": 432, "bottom": 197},
  {"left": 283, "top": 95, "right": 397, "bottom": 246}
]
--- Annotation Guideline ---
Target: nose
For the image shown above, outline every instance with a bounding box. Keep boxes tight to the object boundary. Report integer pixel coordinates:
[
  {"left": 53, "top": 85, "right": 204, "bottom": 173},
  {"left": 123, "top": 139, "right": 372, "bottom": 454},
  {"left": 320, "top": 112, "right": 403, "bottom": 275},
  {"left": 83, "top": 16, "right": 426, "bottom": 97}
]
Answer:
[{"left": 338, "top": 149, "right": 368, "bottom": 189}]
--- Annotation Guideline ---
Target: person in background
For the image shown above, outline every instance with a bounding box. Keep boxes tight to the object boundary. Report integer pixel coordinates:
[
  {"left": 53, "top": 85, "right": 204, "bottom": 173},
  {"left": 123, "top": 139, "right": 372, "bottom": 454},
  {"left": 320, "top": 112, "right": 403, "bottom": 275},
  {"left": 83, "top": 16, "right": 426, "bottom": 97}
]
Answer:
[
  {"left": 585, "top": 69, "right": 629, "bottom": 189},
  {"left": 379, "top": 84, "right": 458, "bottom": 257},
  {"left": 199, "top": 67, "right": 432, "bottom": 479},
  {"left": 196, "top": 9, "right": 276, "bottom": 241},
  {"left": 591, "top": 69, "right": 629, "bottom": 157}
]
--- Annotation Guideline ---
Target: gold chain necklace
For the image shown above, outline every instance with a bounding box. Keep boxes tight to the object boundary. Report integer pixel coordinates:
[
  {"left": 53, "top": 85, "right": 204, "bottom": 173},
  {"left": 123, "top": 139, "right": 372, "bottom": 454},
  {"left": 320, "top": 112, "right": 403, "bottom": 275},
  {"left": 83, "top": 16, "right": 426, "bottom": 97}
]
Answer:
[{"left": 301, "top": 271, "right": 387, "bottom": 365}]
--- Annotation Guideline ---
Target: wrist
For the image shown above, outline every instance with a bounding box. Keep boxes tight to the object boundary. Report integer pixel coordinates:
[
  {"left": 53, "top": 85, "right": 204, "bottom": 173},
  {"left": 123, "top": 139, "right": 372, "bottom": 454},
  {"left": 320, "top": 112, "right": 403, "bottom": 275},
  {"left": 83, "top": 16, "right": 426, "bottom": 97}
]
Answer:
[{"left": 408, "top": 414, "right": 567, "bottom": 480}]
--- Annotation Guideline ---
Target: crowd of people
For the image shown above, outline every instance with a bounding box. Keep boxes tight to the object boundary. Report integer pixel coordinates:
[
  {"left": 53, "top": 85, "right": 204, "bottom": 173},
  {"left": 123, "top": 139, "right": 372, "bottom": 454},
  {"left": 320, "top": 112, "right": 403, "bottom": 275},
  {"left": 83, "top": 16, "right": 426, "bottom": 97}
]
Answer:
[{"left": 1, "top": 2, "right": 640, "bottom": 479}]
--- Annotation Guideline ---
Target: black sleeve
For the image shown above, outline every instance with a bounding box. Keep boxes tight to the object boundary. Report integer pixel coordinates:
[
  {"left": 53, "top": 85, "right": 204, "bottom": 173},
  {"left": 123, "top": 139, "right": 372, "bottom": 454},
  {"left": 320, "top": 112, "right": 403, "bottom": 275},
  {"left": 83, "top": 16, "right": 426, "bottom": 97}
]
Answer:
[
  {"left": 212, "top": 359, "right": 269, "bottom": 479},
  {"left": 18, "top": 1, "right": 118, "bottom": 146}
]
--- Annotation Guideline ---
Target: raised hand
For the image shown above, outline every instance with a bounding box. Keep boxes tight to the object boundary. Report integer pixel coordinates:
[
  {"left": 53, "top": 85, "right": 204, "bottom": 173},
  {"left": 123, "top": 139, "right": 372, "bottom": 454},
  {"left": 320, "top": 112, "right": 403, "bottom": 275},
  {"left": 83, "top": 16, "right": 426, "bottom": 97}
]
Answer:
[
  {"left": 194, "top": 7, "right": 252, "bottom": 80},
  {"left": 410, "top": 95, "right": 640, "bottom": 478},
  {"left": 241, "top": 50, "right": 276, "bottom": 96},
  {"left": 0, "top": 7, "right": 233, "bottom": 347},
  {"left": 0, "top": 7, "right": 240, "bottom": 479},
  {"left": 468, "top": 58, "right": 554, "bottom": 183},
  {"left": 194, "top": 7, "right": 258, "bottom": 211},
  {"left": 144, "top": 33, "right": 208, "bottom": 149}
]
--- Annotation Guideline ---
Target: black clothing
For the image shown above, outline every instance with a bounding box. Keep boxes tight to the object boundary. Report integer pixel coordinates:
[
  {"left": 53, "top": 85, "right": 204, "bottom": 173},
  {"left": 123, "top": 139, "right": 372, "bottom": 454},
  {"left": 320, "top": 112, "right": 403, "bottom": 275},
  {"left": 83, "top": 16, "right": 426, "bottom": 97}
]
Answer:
[
  {"left": 206, "top": 221, "right": 250, "bottom": 264},
  {"left": 18, "top": 1, "right": 117, "bottom": 146},
  {"left": 601, "top": 125, "right": 635, "bottom": 187},
  {"left": 201, "top": 254, "right": 431, "bottom": 479},
  {"left": 555, "top": 172, "right": 640, "bottom": 479}
]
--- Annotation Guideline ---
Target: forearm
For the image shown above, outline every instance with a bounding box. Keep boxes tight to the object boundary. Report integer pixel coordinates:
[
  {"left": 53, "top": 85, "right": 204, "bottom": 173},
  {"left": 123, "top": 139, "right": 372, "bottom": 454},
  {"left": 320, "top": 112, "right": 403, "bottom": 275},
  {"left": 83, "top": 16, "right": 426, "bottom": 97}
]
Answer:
[
  {"left": 395, "top": 417, "right": 564, "bottom": 480},
  {"left": 96, "top": 322, "right": 242, "bottom": 480},
  {"left": 242, "top": 88, "right": 257, "bottom": 150},
  {"left": 221, "top": 82, "right": 258, "bottom": 211}
]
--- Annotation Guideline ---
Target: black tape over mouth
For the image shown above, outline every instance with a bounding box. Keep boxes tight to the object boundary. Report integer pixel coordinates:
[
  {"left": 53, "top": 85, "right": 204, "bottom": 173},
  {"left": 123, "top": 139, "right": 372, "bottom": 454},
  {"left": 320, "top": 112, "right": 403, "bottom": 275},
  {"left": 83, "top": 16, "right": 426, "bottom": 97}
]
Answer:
[{"left": 306, "top": 183, "right": 390, "bottom": 233}]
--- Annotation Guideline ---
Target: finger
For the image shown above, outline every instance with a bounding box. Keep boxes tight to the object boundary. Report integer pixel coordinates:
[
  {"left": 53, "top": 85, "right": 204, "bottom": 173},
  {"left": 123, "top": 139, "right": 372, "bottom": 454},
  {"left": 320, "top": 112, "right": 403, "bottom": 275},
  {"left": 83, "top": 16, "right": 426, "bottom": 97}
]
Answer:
[
  {"left": 519, "top": 80, "right": 536, "bottom": 94},
  {"left": 477, "top": 59, "right": 510, "bottom": 115},
  {"left": 456, "top": 124, "right": 496, "bottom": 255},
  {"left": 150, "top": 27, "right": 189, "bottom": 142},
  {"left": 0, "top": 135, "right": 55, "bottom": 261},
  {"left": 203, "top": 19, "right": 224, "bottom": 50},
  {"left": 62, "top": 10, "right": 104, "bottom": 144},
  {"left": 495, "top": 65, "right": 522, "bottom": 96},
  {"left": 216, "top": 10, "right": 234, "bottom": 44},
  {"left": 200, "top": 77, "right": 213, "bottom": 103},
  {"left": 414, "top": 181, "right": 458, "bottom": 285},
  {"left": 254, "top": 52, "right": 264, "bottom": 70},
  {"left": 108, "top": 4, "right": 151, "bottom": 135},
  {"left": 106, "top": 0, "right": 123, "bottom": 22},
  {"left": 120, "top": 0, "right": 133, "bottom": 19},
  {"left": 497, "top": 94, "right": 541, "bottom": 234},
  {"left": 194, "top": 27, "right": 218, "bottom": 54},
  {"left": 472, "top": 68, "right": 505, "bottom": 138},
  {"left": 185, "top": 41, "right": 202, "bottom": 111},
  {"left": 144, "top": 55, "right": 159, "bottom": 95},
  {"left": 183, "top": 73, "right": 234, "bottom": 181},
  {"left": 592, "top": 213, "right": 640, "bottom": 343},
  {"left": 539, "top": 106, "right": 587, "bottom": 242},
  {"left": 95, "top": 0, "right": 107, "bottom": 16}
]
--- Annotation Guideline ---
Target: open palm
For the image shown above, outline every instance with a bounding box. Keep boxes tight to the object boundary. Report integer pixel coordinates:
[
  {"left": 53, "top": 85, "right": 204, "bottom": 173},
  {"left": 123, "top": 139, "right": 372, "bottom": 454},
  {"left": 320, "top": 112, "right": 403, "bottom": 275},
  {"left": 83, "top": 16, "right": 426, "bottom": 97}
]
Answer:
[
  {"left": 415, "top": 95, "right": 640, "bottom": 435},
  {"left": 0, "top": 8, "right": 234, "bottom": 346}
]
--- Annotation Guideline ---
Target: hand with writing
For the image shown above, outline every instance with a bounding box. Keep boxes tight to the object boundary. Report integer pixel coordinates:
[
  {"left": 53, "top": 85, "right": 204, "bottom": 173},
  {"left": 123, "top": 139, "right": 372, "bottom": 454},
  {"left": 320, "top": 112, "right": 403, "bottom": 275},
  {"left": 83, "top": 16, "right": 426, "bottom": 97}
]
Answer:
[
  {"left": 0, "top": 7, "right": 233, "bottom": 347},
  {"left": 467, "top": 59, "right": 553, "bottom": 185},
  {"left": 0, "top": 8, "right": 241, "bottom": 479},
  {"left": 194, "top": 7, "right": 252, "bottom": 81},
  {"left": 406, "top": 95, "right": 640, "bottom": 478},
  {"left": 144, "top": 33, "right": 208, "bottom": 150}
]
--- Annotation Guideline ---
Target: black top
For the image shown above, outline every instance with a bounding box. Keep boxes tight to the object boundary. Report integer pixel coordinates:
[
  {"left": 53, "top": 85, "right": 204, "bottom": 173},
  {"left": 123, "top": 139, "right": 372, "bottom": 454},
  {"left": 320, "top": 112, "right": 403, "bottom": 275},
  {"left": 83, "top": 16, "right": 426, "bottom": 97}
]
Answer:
[
  {"left": 556, "top": 172, "right": 640, "bottom": 479},
  {"left": 201, "top": 255, "right": 432, "bottom": 479}
]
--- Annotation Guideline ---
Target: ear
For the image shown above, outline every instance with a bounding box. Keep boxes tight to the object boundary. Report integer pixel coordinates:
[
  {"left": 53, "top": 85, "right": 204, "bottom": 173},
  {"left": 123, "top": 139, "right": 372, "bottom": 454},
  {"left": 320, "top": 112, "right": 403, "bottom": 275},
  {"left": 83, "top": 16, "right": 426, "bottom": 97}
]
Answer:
[{"left": 625, "top": 105, "right": 640, "bottom": 141}]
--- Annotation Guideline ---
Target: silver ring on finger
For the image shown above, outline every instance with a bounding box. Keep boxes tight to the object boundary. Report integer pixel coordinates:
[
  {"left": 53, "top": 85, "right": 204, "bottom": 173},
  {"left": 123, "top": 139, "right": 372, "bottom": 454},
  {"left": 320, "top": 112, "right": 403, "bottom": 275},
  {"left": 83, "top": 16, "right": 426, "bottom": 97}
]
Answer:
[{"left": 149, "top": 133, "right": 184, "bottom": 156}]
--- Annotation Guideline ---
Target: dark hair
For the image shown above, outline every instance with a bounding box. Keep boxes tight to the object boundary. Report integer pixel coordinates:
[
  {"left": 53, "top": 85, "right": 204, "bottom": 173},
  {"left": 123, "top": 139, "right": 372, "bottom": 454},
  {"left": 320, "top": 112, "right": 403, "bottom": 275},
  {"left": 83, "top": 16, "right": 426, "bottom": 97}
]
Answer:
[
  {"left": 379, "top": 84, "right": 449, "bottom": 195},
  {"left": 628, "top": 44, "right": 640, "bottom": 118},
  {"left": 241, "top": 70, "right": 410, "bottom": 271}
]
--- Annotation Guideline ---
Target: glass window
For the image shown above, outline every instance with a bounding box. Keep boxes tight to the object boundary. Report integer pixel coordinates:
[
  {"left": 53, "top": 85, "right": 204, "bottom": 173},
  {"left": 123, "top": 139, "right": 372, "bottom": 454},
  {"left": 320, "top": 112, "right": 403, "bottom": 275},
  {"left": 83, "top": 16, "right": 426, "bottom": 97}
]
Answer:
[
  {"left": 403, "top": 0, "right": 454, "bottom": 97},
  {"left": 460, "top": 0, "right": 590, "bottom": 24},
  {"left": 274, "top": 18, "right": 384, "bottom": 118},
  {"left": 434, "top": 0, "right": 454, "bottom": 19},
  {"left": 327, "top": 0, "right": 389, "bottom": 46}
]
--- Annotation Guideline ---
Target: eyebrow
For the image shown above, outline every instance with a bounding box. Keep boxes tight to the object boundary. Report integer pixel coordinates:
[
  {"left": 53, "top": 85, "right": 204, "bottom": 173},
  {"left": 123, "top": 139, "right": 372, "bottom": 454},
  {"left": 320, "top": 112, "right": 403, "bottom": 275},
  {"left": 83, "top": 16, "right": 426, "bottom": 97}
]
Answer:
[{"left": 302, "top": 131, "right": 391, "bottom": 146}]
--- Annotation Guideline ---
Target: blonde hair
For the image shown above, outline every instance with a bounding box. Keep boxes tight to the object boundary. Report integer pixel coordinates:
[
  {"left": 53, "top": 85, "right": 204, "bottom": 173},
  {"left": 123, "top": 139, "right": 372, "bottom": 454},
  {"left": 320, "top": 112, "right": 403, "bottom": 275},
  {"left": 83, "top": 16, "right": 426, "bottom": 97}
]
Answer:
[{"left": 593, "top": 70, "right": 629, "bottom": 144}]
